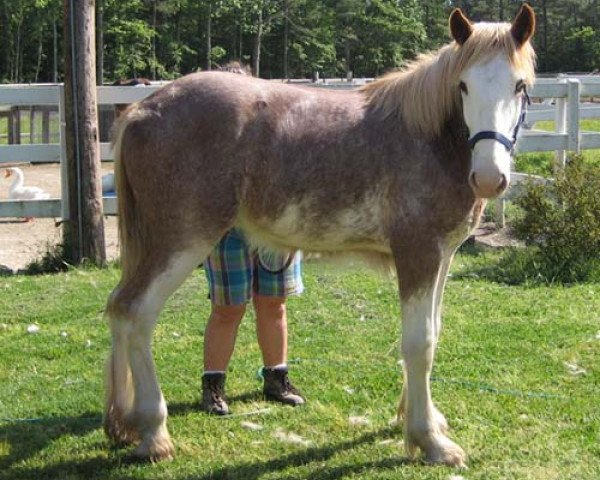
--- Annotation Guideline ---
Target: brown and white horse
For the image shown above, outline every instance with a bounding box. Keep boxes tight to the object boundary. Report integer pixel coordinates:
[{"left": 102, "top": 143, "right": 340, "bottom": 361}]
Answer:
[{"left": 104, "top": 6, "right": 536, "bottom": 466}]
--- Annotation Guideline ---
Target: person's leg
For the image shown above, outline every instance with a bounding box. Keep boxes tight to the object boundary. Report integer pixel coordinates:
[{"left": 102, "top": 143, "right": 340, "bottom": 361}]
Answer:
[
  {"left": 201, "top": 303, "right": 246, "bottom": 415},
  {"left": 254, "top": 251, "right": 305, "bottom": 405},
  {"left": 201, "top": 230, "right": 253, "bottom": 414},
  {"left": 203, "top": 303, "right": 247, "bottom": 372},
  {"left": 253, "top": 294, "right": 287, "bottom": 368}
]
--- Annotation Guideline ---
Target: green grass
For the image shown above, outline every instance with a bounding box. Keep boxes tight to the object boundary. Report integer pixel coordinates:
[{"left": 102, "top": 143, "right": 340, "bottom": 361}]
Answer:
[{"left": 1, "top": 258, "right": 599, "bottom": 479}]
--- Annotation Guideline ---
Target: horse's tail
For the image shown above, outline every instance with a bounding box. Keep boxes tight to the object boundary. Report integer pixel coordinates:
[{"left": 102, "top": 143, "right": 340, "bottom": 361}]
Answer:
[{"left": 111, "top": 106, "right": 146, "bottom": 284}]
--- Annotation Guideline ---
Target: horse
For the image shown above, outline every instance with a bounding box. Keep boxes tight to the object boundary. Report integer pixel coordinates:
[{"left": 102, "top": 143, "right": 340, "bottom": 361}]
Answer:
[{"left": 103, "top": 5, "right": 536, "bottom": 467}]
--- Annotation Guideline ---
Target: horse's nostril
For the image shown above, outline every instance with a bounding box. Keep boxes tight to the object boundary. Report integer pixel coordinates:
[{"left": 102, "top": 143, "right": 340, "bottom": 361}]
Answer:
[
  {"left": 469, "top": 172, "right": 478, "bottom": 189},
  {"left": 497, "top": 174, "right": 508, "bottom": 192}
]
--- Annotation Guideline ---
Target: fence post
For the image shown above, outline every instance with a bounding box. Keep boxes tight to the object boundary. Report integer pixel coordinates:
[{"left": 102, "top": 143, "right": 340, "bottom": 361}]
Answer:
[
  {"left": 42, "top": 107, "right": 50, "bottom": 144},
  {"left": 29, "top": 107, "right": 36, "bottom": 144},
  {"left": 59, "top": 85, "right": 70, "bottom": 222},
  {"left": 63, "top": 0, "right": 106, "bottom": 266},
  {"left": 7, "top": 109, "right": 14, "bottom": 144},
  {"left": 554, "top": 79, "right": 567, "bottom": 172},
  {"left": 9, "top": 107, "right": 21, "bottom": 144},
  {"left": 567, "top": 78, "right": 581, "bottom": 154}
]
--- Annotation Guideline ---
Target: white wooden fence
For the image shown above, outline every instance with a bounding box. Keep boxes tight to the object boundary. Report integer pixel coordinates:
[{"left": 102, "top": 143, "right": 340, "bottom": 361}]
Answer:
[
  {"left": 0, "top": 84, "right": 167, "bottom": 219},
  {"left": 1, "top": 77, "right": 599, "bottom": 221}
]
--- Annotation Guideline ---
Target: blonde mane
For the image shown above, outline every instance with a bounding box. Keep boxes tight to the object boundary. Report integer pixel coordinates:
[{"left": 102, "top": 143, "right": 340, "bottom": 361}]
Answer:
[{"left": 362, "top": 22, "right": 536, "bottom": 138}]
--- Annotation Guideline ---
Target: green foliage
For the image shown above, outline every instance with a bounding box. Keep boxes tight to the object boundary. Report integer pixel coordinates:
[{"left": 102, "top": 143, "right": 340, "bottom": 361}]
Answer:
[
  {"left": 278, "top": 0, "right": 337, "bottom": 77},
  {"left": 564, "top": 26, "right": 600, "bottom": 72},
  {"left": 104, "top": 0, "right": 155, "bottom": 80},
  {"left": 1, "top": 2, "right": 600, "bottom": 87},
  {"left": 210, "top": 45, "right": 227, "bottom": 63},
  {"left": 332, "top": 0, "right": 425, "bottom": 77},
  {"left": 511, "top": 155, "right": 600, "bottom": 283}
]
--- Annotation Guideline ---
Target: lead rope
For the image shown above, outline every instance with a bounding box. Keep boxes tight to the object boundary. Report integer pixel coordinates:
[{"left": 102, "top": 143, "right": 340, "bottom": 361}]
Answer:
[{"left": 256, "top": 250, "right": 297, "bottom": 275}]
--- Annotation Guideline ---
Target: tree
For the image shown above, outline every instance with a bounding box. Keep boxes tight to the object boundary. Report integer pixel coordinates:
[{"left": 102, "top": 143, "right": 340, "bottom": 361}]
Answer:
[
  {"left": 333, "top": 0, "right": 425, "bottom": 78},
  {"left": 1, "top": 0, "right": 600, "bottom": 83},
  {"left": 103, "top": 0, "right": 154, "bottom": 80},
  {"left": 263, "top": 0, "right": 336, "bottom": 78}
]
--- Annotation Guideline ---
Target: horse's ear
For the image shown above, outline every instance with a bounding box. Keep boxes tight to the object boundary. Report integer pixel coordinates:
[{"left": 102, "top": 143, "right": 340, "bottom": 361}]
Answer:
[
  {"left": 511, "top": 3, "right": 535, "bottom": 46},
  {"left": 449, "top": 9, "right": 473, "bottom": 45}
]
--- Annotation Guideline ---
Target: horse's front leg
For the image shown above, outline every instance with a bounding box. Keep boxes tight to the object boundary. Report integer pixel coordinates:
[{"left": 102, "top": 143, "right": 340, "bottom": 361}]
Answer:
[
  {"left": 395, "top": 244, "right": 466, "bottom": 467},
  {"left": 397, "top": 253, "right": 452, "bottom": 434}
]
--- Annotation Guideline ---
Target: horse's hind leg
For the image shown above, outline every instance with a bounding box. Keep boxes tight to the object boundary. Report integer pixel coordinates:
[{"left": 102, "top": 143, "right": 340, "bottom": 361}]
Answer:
[{"left": 104, "top": 243, "right": 210, "bottom": 461}]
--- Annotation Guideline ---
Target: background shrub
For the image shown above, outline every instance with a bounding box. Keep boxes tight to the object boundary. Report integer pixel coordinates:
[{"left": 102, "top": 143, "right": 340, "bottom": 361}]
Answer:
[{"left": 511, "top": 154, "right": 600, "bottom": 283}]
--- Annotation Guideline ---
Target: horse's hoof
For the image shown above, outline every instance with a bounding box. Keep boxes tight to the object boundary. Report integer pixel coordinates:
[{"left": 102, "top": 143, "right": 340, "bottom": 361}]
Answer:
[
  {"left": 406, "top": 431, "right": 467, "bottom": 468},
  {"left": 133, "top": 435, "right": 175, "bottom": 462},
  {"left": 424, "top": 442, "right": 467, "bottom": 468}
]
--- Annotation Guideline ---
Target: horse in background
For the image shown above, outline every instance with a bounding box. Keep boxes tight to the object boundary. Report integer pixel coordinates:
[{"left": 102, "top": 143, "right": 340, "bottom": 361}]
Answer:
[
  {"left": 103, "top": 6, "right": 536, "bottom": 467},
  {"left": 111, "top": 78, "right": 152, "bottom": 117}
]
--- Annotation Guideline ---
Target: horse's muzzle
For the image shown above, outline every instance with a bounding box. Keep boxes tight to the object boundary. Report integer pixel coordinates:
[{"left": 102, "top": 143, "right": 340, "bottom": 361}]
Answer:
[{"left": 469, "top": 171, "right": 509, "bottom": 199}]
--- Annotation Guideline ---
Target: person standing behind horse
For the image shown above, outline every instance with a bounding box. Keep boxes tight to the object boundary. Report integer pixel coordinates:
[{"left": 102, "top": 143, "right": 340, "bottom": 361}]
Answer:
[{"left": 200, "top": 62, "right": 306, "bottom": 415}]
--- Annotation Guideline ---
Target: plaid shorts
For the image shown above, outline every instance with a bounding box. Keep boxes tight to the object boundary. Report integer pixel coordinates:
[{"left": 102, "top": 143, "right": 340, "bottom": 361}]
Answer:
[{"left": 204, "top": 229, "right": 304, "bottom": 306}]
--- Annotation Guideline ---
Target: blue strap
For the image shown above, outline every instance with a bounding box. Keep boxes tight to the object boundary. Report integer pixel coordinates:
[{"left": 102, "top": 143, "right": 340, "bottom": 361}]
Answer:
[{"left": 467, "top": 131, "right": 513, "bottom": 151}]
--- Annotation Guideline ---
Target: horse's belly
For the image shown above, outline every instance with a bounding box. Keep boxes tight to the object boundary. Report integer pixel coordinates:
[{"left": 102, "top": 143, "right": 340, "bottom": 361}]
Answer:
[{"left": 237, "top": 198, "right": 390, "bottom": 254}]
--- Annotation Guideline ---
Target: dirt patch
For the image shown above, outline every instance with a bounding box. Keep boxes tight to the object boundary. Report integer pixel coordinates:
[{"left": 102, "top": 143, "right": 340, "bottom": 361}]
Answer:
[
  {"left": 472, "top": 222, "right": 524, "bottom": 249},
  {"left": 0, "top": 163, "right": 119, "bottom": 271}
]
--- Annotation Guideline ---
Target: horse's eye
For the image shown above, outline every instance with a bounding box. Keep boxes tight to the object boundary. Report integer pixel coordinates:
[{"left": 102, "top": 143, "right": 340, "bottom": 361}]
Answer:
[
  {"left": 515, "top": 80, "right": 525, "bottom": 93},
  {"left": 459, "top": 81, "right": 468, "bottom": 95}
]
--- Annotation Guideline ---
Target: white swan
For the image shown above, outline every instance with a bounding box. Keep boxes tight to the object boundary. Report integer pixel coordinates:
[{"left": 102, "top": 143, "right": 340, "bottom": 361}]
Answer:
[
  {"left": 102, "top": 172, "right": 115, "bottom": 193},
  {"left": 5, "top": 167, "right": 51, "bottom": 200}
]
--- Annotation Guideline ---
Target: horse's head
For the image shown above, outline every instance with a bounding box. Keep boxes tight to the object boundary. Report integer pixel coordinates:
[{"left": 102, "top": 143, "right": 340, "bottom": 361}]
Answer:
[{"left": 451, "top": 5, "right": 535, "bottom": 199}]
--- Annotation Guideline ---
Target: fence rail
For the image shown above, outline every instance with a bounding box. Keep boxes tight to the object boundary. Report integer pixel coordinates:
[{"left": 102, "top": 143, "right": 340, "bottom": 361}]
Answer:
[{"left": 0, "top": 77, "right": 599, "bottom": 220}]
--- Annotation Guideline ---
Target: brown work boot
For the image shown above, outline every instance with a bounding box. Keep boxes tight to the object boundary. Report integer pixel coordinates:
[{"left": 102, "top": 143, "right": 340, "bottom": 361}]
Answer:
[
  {"left": 201, "top": 372, "right": 230, "bottom": 415},
  {"left": 262, "top": 367, "right": 306, "bottom": 406}
]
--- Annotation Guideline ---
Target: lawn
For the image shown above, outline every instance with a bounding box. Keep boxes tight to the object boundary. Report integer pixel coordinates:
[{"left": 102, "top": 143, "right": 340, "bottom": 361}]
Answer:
[{"left": 1, "top": 255, "right": 599, "bottom": 479}]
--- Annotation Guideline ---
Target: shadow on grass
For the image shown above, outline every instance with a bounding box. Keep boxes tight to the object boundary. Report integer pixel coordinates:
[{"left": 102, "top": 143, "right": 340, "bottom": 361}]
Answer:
[
  {"left": 0, "top": 412, "right": 108, "bottom": 479},
  {"left": 167, "top": 391, "right": 263, "bottom": 418},
  {"left": 1, "top": 407, "right": 411, "bottom": 480},
  {"left": 170, "top": 391, "right": 413, "bottom": 479},
  {"left": 0, "top": 411, "right": 165, "bottom": 480},
  {"left": 221, "top": 390, "right": 263, "bottom": 404},
  {"left": 3, "top": 454, "right": 136, "bottom": 480}
]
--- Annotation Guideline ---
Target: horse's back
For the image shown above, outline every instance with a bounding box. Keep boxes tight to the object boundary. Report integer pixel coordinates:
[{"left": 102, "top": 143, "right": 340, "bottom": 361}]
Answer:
[
  {"left": 119, "top": 71, "right": 365, "bottom": 195},
  {"left": 120, "top": 72, "right": 356, "bottom": 163}
]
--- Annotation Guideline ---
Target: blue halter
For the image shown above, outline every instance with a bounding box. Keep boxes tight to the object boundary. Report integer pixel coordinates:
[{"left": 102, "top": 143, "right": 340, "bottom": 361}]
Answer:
[{"left": 467, "top": 88, "right": 531, "bottom": 154}]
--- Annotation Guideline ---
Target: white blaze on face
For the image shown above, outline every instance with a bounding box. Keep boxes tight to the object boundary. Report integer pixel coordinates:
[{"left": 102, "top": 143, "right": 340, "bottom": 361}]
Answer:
[{"left": 460, "top": 54, "right": 527, "bottom": 198}]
